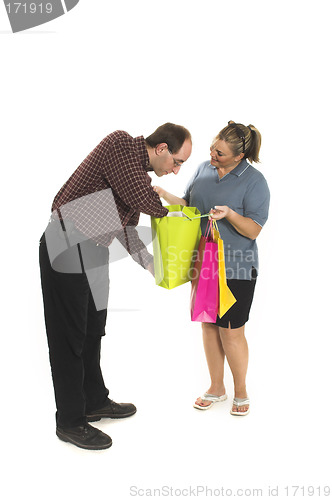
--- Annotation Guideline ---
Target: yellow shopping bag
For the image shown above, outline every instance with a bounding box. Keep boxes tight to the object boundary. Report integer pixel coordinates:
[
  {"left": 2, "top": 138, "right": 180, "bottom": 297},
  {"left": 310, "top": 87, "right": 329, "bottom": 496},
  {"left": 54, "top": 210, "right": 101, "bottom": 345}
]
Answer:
[
  {"left": 212, "top": 221, "right": 237, "bottom": 317},
  {"left": 151, "top": 205, "right": 202, "bottom": 289}
]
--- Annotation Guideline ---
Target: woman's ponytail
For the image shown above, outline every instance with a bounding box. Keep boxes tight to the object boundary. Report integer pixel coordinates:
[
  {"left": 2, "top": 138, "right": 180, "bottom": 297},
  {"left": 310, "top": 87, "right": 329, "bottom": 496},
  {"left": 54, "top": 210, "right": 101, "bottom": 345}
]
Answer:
[{"left": 246, "top": 124, "right": 261, "bottom": 163}]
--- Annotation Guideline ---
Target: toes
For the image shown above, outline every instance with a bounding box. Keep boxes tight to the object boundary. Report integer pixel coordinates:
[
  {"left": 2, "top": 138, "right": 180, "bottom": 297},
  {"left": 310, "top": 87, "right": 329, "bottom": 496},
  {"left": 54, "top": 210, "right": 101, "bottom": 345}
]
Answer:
[
  {"left": 232, "top": 404, "right": 249, "bottom": 413},
  {"left": 195, "top": 397, "right": 210, "bottom": 407}
]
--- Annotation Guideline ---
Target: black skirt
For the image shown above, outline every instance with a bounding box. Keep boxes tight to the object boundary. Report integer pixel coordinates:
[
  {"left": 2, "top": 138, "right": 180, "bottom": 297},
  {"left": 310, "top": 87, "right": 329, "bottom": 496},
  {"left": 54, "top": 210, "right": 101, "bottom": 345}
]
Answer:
[{"left": 214, "top": 268, "right": 257, "bottom": 329}]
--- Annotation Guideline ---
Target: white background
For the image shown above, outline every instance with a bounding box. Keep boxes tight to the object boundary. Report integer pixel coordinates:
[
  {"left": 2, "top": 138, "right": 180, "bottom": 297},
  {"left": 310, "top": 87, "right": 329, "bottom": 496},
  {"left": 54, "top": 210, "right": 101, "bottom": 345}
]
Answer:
[{"left": 1, "top": 1, "right": 331, "bottom": 499}]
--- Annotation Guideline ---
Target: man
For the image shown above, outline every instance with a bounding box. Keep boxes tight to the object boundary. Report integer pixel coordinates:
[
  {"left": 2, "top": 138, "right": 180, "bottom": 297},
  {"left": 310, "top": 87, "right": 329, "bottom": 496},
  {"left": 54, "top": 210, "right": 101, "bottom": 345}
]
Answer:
[{"left": 39, "top": 123, "right": 192, "bottom": 450}]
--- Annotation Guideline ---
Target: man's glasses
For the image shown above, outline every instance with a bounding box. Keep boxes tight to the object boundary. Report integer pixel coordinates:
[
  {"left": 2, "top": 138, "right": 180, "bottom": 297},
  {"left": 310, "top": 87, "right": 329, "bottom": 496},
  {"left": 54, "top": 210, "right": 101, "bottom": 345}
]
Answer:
[
  {"left": 167, "top": 146, "right": 183, "bottom": 168},
  {"left": 228, "top": 121, "right": 245, "bottom": 154}
]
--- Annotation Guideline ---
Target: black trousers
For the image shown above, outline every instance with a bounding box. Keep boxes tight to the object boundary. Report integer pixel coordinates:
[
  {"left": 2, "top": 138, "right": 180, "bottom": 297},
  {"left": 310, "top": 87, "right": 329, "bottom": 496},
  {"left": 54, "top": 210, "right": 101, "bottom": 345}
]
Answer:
[{"left": 39, "top": 231, "right": 110, "bottom": 428}]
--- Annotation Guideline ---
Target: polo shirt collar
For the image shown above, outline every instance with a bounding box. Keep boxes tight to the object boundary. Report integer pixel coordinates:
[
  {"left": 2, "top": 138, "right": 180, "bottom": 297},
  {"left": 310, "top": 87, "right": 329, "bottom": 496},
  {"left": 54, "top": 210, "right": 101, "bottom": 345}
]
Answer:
[
  {"left": 230, "top": 158, "right": 250, "bottom": 176},
  {"left": 134, "top": 136, "right": 150, "bottom": 171},
  {"left": 209, "top": 158, "right": 250, "bottom": 177}
]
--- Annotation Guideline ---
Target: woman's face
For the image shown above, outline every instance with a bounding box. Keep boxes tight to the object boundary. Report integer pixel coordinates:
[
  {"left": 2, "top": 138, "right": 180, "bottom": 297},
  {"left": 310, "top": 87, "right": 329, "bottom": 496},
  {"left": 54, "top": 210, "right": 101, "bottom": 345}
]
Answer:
[{"left": 210, "top": 139, "right": 241, "bottom": 169}]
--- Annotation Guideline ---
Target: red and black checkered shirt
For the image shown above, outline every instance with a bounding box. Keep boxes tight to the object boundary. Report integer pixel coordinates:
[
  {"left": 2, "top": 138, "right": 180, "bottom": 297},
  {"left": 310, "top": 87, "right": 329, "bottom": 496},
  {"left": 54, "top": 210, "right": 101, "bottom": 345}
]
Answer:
[{"left": 51, "top": 131, "right": 168, "bottom": 268}]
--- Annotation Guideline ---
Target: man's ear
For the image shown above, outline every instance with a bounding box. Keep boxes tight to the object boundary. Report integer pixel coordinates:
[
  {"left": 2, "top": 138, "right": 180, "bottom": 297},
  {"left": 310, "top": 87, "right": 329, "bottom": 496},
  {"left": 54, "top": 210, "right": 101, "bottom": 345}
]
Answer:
[{"left": 155, "top": 143, "right": 169, "bottom": 155}]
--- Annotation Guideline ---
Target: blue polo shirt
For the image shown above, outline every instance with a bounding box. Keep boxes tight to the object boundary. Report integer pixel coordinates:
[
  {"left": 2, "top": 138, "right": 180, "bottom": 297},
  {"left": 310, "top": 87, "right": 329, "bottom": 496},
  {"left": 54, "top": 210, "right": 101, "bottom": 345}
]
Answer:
[{"left": 183, "top": 159, "right": 270, "bottom": 280}]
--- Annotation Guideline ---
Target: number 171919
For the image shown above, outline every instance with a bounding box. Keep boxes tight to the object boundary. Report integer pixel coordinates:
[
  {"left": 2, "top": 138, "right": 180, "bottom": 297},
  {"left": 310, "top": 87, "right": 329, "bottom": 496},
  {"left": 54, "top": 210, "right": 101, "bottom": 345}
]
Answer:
[
  {"left": 285, "top": 486, "right": 331, "bottom": 496},
  {"left": 5, "top": 3, "right": 53, "bottom": 14}
]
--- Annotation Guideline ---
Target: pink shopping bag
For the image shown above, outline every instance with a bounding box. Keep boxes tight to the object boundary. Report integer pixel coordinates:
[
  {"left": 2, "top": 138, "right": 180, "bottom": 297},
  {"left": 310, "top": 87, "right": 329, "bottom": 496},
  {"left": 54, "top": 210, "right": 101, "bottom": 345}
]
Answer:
[{"left": 190, "top": 221, "right": 219, "bottom": 323}]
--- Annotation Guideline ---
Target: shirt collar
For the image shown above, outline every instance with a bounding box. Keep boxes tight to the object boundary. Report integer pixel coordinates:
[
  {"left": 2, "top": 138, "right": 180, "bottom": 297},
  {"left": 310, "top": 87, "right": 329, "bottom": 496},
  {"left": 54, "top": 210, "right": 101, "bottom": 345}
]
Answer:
[
  {"left": 134, "top": 136, "right": 151, "bottom": 171},
  {"left": 230, "top": 158, "right": 250, "bottom": 176},
  {"left": 210, "top": 158, "right": 249, "bottom": 177}
]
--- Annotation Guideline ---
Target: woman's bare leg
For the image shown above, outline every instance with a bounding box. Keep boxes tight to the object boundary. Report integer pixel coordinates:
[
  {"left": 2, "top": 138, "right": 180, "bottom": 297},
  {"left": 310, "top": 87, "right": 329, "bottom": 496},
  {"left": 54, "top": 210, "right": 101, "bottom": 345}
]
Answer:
[
  {"left": 195, "top": 322, "right": 226, "bottom": 408},
  {"left": 219, "top": 324, "right": 249, "bottom": 413}
]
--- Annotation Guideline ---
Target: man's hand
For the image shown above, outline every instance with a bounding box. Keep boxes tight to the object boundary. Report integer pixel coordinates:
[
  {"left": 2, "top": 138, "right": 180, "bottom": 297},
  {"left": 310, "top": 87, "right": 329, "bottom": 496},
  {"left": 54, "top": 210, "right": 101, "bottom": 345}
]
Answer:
[
  {"left": 153, "top": 186, "right": 188, "bottom": 207},
  {"left": 153, "top": 186, "right": 166, "bottom": 199},
  {"left": 147, "top": 260, "right": 155, "bottom": 277}
]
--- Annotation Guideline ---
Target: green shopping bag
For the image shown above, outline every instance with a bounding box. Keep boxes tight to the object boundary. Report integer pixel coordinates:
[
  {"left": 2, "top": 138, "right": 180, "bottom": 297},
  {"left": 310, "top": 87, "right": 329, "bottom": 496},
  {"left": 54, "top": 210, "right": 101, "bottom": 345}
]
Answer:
[{"left": 151, "top": 205, "right": 202, "bottom": 289}]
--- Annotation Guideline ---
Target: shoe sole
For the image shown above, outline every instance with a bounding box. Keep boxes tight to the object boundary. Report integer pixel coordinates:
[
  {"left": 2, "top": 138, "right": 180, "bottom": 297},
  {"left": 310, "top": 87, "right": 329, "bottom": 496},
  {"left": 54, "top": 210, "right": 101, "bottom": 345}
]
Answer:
[
  {"left": 86, "top": 409, "right": 137, "bottom": 422},
  {"left": 56, "top": 429, "right": 112, "bottom": 450},
  {"left": 230, "top": 410, "right": 250, "bottom": 416},
  {"left": 193, "top": 403, "right": 214, "bottom": 410}
]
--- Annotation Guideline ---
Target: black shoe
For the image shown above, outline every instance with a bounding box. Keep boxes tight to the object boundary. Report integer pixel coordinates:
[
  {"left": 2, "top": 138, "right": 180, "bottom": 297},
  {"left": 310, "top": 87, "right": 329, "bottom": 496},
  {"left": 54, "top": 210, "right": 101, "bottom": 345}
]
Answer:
[
  {"left": 86, "top": 398, "right": 137, "bottom": 422},
  {"left": 56, "top": 423, "right": 112, "bottom": 450}
]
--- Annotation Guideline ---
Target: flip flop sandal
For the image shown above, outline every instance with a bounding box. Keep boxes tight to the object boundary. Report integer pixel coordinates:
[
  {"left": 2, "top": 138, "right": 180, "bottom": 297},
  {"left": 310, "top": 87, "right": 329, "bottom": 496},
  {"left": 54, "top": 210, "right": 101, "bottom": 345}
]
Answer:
[
  {"left": 230, "top": 397, "right": 250, "bottom": 416},
  {"left": 193, "top": 392, "right": 227, "bottom": 410}
]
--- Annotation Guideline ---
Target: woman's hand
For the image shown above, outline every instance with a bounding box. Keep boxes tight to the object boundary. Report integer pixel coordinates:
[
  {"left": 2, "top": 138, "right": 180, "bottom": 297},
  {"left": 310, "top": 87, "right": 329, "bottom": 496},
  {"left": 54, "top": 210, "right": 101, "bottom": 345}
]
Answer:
[
  {"left": 210, "top": 205, "right": 262, "bottom": 240},
  {"left": 153, "top": 186, "right": 166, "bottom": 199},
  {"left": 209, "top": 205, "right": 231, "bottom": 220}
]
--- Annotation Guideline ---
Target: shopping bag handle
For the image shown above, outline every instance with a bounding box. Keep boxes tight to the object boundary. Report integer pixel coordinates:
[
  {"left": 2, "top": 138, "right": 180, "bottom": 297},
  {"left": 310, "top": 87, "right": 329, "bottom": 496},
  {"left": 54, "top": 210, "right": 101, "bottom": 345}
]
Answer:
[
  {"left": 184, "top": 212, "right": 210, "bottom": 221},
  {"left": 212, "top": 219, "right": 220, "bottom": 234},
  {"left": 203, "top": 219, "right": 214, "bottom": 238}
]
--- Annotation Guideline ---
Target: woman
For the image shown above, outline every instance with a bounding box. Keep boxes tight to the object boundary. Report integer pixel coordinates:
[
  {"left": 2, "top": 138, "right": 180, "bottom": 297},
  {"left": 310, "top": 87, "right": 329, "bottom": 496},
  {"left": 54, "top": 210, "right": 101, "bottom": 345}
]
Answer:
[{"left": 154, "top": 121, "right": 270, "bottom": 416}]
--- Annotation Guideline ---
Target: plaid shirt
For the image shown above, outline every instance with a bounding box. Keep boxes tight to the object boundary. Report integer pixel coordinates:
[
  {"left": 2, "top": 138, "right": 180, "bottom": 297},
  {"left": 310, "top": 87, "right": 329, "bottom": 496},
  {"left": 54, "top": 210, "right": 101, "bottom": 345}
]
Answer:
[{"left": 51, "top": 131, "right": 168, "bottom": 268}]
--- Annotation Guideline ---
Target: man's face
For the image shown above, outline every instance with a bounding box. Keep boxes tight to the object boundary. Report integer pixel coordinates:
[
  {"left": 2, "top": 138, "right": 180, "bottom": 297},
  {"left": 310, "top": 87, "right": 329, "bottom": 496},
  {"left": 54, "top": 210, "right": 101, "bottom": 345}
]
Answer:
[{"left": 151, "top": 139, "right": 192, "bottom": 177}]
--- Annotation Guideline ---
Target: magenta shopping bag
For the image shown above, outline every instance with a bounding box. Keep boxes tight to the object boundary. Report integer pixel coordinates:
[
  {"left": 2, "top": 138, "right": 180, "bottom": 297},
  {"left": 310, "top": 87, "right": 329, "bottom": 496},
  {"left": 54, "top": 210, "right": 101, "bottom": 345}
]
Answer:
[{"left": 190, "top": 223, "right": 219, "bottom": 323}]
